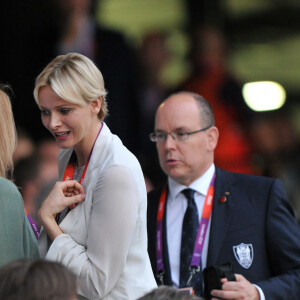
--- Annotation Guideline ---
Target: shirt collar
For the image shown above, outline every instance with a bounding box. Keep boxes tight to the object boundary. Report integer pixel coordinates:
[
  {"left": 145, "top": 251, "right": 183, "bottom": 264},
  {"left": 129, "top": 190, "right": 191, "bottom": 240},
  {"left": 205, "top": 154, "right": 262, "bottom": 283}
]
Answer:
[{"left": 168, "top": 163, "right": 215, "bottom": 202}]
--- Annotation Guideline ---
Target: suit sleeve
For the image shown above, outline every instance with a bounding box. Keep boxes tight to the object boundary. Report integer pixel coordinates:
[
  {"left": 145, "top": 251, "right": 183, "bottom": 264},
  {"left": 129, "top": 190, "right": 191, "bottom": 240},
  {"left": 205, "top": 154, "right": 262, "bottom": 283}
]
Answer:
[{"left": 256, "top": 179, "right": 300, "bottom": 299}]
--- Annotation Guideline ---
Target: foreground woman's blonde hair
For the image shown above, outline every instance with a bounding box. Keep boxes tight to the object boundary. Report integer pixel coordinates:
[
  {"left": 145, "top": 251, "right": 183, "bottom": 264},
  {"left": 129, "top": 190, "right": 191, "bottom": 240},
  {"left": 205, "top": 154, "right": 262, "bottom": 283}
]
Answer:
[
  {"left": 0, "top": 87, "right": 17, "bottom": 178},
  {"left": 34, "top": 52, "right": 108, "bottom": 121}
]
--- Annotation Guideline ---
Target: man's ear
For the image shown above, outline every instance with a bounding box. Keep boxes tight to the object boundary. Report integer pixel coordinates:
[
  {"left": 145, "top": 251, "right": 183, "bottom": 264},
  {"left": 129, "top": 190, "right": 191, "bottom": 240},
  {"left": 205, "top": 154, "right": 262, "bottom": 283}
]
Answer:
[
  {"left": 90, "top": 97, "right": 102, "bottom": 115},
  {"left": 206, "top": 126, "right": 219, "bottom": 151}
]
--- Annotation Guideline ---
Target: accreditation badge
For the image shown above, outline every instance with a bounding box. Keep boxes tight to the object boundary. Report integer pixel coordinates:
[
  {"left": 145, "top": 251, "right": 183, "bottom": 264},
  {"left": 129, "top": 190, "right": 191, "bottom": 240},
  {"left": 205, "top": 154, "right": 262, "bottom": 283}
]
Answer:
[
  {"left": 178, "top": 287, "right": 194, "bottom": 295},
  {"left": 233, "top": 243, "right": 253, "bottom": 269}
]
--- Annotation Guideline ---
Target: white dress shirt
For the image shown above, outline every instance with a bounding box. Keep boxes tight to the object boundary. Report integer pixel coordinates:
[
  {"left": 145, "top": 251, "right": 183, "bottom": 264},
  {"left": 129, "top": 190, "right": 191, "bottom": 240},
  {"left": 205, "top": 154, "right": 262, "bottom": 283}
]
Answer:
[{"left": 167, "top": 163, "right": 215, "bottom": 287}]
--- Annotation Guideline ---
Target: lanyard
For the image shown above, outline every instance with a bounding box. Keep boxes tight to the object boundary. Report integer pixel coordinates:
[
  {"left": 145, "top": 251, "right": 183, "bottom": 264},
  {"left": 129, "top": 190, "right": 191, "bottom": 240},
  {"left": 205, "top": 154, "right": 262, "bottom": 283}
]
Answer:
[
  {"left": 62, "top": 123, "right": 103, "bottom": 184},
  {"left": 25, "top": 208, "right": 40, "bottom": 239},
  {"left": 156, "top": 171, "right": 216, "bottom": 285},
  {"left": 62, "top": 151, "right": 89, "bottom": 184},
  {"left": 55, "top": 123, "right": 102, "bottom": 223}
]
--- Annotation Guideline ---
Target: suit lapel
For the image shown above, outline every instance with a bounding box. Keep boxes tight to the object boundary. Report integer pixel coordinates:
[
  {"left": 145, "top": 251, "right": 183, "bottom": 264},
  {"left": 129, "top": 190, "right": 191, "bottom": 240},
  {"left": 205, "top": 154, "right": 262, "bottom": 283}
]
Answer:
[
  {"left": 148, "top": 184, "right": 173, "bottom": 285},
  {"left": 162, "top": 185, "right": 173, "bottom": 285},
  {"left": 206, "top": 168, "right": 236, "bottom": 267}
]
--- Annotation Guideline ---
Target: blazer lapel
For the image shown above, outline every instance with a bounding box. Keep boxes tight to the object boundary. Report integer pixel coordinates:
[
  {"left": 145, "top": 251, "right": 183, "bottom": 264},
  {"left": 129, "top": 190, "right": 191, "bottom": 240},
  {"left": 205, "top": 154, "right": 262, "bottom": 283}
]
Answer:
[
  {"left": 58, "top": 126, "right": 106, "bottom": 232},
  {"left": 206, "top": 168, "right": 236, "bottom": 267},
  {"left": 161, "top": 185, "right": 173, "bottom": 285},
  {"left": 148, "top": 184, "right": 172, "bottom": 286}
]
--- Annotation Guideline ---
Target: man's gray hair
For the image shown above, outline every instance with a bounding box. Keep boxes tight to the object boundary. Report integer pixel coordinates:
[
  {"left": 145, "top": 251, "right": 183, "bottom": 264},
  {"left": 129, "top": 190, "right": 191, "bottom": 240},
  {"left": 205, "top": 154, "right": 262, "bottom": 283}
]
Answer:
[{"left": 169, "top": 91, "right": 215, "bottom": 127}]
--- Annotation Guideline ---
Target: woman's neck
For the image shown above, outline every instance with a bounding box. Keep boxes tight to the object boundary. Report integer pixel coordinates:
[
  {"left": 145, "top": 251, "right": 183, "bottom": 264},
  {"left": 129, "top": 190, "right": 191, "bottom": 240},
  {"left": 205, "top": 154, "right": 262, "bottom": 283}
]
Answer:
[{"left": 74, "top": 121, "right": 102, "bottom": 167}]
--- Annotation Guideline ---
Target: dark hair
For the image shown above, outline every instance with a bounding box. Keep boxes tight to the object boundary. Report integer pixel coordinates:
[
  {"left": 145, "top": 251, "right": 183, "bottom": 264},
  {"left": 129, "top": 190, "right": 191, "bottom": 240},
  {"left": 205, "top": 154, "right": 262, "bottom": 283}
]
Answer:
[
  {"left": 14, "top": 154, "right": 42, "bottom": 191},
  {"left": 0, "top": 259, "right": 77, "bottom": 300},
  {"left": 137, "top": 286, "right": 204, "bottom": 300}
]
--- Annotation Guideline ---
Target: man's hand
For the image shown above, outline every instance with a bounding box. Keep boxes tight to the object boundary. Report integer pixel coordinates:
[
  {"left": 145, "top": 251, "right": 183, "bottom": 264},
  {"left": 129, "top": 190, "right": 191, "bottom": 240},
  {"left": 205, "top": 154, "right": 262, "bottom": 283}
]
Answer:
[
  {"left": 211, "top": 274, "right": 260, "bottom": 300},
  {"left": 38, "top": 180, "right": 85, "bottom": 240}
]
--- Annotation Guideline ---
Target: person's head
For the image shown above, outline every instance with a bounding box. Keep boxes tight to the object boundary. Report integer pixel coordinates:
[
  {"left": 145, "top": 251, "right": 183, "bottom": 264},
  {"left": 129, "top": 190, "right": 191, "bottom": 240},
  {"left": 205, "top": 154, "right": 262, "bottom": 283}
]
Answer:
[
  {"left": 13, "top": 129, "right": 35, "bottom": 165},
  {"left": 0, "top": 86, "right": 17, "bottom": 179},
  {"left": 0, "top": 259, "right": 77, "bottom": 300},
  {"left": 34, "top": 52, "right": 108, "bottom": 121},
  {"left": 57, "top": 0, "right": 98, "bottom": 16},
  {"left": 151, "top": 92, "right": 218, "bottom": 186},
  {"left": 34, "top": 53, "right": 108, "bottom": 150},
  {"left": 37, "top": 138, "right": 60, "bottom": 181},
  {"left": 191, "top": 26, "right": 227, "bottom": 73},
  {"left": 139, "top": 31, "right": 169, "bottom": 79},
  {"left": 137, "top": 286, "right": 204, "bottom": 300},
  {"left": 14, "top": 154, "right": 44, "bottom": 215}
]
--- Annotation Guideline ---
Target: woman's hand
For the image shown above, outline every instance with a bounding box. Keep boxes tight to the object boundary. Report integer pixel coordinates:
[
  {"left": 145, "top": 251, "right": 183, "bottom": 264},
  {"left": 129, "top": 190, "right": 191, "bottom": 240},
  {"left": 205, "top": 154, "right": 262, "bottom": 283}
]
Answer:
[{"left": 38, "top": 180, "right": 85, "bottom": 240}]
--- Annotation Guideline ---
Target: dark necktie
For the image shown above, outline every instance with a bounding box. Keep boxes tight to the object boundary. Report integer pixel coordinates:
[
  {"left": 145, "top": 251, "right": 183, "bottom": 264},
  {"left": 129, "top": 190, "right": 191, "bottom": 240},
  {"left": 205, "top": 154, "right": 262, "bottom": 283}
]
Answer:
[{"left": 180, "top": 189, "right": 203, "bottom": 296}]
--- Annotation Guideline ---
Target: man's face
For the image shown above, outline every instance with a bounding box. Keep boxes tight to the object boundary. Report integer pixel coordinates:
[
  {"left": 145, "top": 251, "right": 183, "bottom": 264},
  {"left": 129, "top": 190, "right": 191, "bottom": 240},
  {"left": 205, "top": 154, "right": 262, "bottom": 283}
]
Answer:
[{"left": 155, "top": 94, "right": 217, "bottom": 186}]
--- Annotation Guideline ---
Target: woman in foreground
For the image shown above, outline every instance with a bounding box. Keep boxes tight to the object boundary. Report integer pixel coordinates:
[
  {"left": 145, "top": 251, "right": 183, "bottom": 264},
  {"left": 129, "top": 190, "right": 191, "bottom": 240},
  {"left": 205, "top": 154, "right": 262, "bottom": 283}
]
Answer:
[{"left": 34, "top": 53, "right": 156, "bottom": 299}]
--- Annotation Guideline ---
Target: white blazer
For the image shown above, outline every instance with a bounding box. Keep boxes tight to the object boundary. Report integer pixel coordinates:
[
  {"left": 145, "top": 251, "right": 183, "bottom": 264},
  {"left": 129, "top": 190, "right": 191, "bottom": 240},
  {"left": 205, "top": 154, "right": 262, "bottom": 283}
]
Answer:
[{"left": 39, "top": 123, "right": 157, "bottom": 299}]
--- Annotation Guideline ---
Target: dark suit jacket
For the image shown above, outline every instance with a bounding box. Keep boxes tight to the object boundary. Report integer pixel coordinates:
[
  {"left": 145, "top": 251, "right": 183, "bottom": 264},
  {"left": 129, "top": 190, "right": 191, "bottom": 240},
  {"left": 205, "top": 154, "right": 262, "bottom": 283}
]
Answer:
[{"left": 147, "top": 167, "right": 300, "bottom": 299}]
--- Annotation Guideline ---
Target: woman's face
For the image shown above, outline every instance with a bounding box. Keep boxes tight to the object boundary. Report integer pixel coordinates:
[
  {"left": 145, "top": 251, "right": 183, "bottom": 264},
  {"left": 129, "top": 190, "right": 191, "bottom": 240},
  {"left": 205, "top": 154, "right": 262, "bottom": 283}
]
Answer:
[{"left": 38, "top": 85, "right": 98, "bottom": 150}]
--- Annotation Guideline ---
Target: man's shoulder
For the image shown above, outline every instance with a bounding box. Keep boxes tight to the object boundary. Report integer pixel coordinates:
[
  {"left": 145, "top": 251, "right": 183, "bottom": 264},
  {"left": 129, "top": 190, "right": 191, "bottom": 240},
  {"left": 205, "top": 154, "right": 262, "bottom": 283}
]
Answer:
[
  {"left": 148, "top": 183, "right": 166, "bottom": 201},
  {"left": 147, "top": 183, "right": 168, "bottom": 217},
  {"left": 217, "top": 167, "right": 276, "bottom": 185}
]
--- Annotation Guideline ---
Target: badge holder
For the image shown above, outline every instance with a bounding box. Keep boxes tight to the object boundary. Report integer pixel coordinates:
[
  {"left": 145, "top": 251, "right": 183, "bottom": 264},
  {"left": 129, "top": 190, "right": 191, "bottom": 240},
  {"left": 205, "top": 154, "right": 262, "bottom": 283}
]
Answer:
[
  {"left": 178, "top": 265, "right": 201, "bottom": 295},
  {"left": 156, "top": 270, "right": 165, "bottom": 285},
  {"left": 178, "top": 287, "right": 195, "bottom": 295}
]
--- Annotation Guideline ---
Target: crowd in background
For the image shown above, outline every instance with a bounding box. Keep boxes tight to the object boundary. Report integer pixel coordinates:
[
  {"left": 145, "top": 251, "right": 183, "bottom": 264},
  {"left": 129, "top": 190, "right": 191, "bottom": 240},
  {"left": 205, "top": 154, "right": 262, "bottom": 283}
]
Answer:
[{"left": 1, "top": 0, "right": 300, "bottom": 228}]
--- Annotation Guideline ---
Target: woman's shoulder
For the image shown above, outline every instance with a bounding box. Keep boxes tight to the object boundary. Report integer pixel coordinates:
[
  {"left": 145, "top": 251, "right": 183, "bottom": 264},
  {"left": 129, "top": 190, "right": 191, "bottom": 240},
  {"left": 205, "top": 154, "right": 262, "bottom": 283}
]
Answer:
[
  {"left": 0, "top": 177, "right": 23, "bottom": 206},
  {"left": 96, "top": 124, "right": 140, "bottom": 166},
  {"left": 0, "top": 177, "right": 20, "bottom": 194}
]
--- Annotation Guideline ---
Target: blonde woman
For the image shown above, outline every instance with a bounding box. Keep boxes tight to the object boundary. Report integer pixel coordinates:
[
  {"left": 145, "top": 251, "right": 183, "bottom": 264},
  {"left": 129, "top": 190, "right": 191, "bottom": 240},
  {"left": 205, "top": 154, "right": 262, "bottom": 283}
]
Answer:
[
  {"left": 0, "top": 87, "right": 39, "bottom": 266},
  {"left": 35, "top": 53, "right": 157, "bottom": 299}
]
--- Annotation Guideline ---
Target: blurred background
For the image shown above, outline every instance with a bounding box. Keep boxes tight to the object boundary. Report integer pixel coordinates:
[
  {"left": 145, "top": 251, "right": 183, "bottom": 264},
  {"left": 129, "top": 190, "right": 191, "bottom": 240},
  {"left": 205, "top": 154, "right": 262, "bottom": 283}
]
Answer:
[{"left": 1, "top": 0, "right": 300, "bottom": 224}]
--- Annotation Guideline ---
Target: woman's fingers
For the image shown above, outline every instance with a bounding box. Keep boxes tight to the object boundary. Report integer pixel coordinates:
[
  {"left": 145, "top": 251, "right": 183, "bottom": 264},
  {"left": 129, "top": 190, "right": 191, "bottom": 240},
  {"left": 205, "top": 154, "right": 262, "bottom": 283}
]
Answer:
[
  {"left": 63, "top": 180, "right": 84, "bottom": 193},
  {"left": 65, "top": 194, "right": 85, "bottom": 207},
  {"left": 40, "top": 181, "right": 85, "bottom": 219},
  {"left": 63, "top": 180, "right": 85, "bottom": 196}
]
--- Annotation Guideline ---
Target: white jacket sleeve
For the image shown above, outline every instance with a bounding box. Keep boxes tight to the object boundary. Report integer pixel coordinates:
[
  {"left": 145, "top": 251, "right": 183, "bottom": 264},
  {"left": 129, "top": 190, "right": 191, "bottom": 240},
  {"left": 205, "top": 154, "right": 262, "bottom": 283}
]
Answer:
[{"left": 45, "top": 165, "right": 139, "bottom": 299}]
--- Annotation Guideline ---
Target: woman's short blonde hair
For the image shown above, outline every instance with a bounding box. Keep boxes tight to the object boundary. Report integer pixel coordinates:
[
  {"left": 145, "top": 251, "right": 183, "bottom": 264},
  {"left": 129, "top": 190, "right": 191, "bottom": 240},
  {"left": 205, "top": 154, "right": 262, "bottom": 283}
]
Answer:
[
  {"left": 0, "top": 87, "right": 17, "bottom": 178},
  {"left": 34, "top": 53, "right": 108, "bottom": 121}
]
